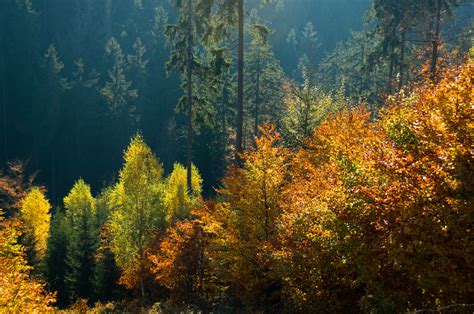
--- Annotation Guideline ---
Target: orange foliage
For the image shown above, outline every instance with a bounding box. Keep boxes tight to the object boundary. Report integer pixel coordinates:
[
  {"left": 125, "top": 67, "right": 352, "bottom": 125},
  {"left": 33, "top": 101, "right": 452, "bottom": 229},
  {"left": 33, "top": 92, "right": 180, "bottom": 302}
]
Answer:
[
  {"left": 148, "top": 203, "right": 217, "bottom": 310},
  {"left": 277, "top": 62, "right": 473, "bottom": 311},
  {"left": 146, "top": 63, "right": 472, "bottom": 312},
  {"left": 0, "top": 214, "right": 56, "bottom": 312}
]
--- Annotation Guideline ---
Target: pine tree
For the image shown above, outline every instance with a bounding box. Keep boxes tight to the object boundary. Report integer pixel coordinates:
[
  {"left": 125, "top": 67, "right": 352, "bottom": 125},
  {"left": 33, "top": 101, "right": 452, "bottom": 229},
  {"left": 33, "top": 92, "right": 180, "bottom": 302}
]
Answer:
[{"left": 69, "top": 59, "right": 100, "bottom": 176}]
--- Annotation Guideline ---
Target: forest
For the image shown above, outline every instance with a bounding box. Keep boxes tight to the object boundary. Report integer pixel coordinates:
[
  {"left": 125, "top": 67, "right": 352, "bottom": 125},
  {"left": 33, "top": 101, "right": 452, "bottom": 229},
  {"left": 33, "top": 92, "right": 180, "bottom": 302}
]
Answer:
[{"left": 0, "top": 0, "right": 473, "bottom": 312}]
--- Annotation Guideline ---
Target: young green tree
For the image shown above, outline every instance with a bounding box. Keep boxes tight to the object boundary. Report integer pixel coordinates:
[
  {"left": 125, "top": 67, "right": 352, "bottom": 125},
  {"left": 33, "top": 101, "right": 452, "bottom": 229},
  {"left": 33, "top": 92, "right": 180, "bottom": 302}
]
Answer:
[
  {"left": 44, "top": 209, "right": 70, "bottom": 306},
  {"left": 93, "top": 187, "right": 120, "bottom": 301},
  {"left": 281, "top": 76, "right": 348, "bottom": 148},
  {"left": 63, "top": 179, "right": 97, "bottom": 302},
  {"left": 108, "top": 134, "right": 166, "bottom": 298},
  {"left": 19, "top": 187, "right": 51, "bottom": 265}
]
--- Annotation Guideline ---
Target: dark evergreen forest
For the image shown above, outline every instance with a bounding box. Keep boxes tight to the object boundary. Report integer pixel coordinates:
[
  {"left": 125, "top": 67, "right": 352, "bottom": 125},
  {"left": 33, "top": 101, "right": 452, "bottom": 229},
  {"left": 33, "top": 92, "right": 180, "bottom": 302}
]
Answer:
[
  {"left": 0, "top": 0, "right": 371, "bottom": 202},
  {"left": 0, "top": 0, "right": 472, "bottom": 312}
]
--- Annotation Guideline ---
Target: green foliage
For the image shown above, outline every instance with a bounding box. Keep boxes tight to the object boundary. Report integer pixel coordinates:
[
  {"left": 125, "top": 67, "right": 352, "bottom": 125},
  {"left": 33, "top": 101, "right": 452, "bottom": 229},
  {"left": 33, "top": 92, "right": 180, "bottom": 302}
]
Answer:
[
  {"left": 108, "top": 133, "right": 166, "bottom": 295},
  {"left": 244, "top": 11, "right": 285, "bottom": 139},
  {"left": 101, "top": 37, "right": 138, "bottom": 118},
  {"left": 44, "top": 210, "right": 70, "bottom": 305},
  {"left": 281, "top": 78, "right": 349, "bottom": 148},
  {"left": 63, "top": 179, "right": 97, "bottom": 302}
]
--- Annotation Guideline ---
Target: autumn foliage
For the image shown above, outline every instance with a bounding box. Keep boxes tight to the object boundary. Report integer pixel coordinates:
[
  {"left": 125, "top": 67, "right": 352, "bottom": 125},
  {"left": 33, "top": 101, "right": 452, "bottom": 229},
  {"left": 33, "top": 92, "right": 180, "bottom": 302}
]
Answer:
[
  {"left": 0, "top": 214, "right": 56, "bottom": 312},
  {"left": 148, "top": 62, "right": 473, "bottom": 312},
  {"left": 1, "top": 61, "right": 471, "bottom": 312}
]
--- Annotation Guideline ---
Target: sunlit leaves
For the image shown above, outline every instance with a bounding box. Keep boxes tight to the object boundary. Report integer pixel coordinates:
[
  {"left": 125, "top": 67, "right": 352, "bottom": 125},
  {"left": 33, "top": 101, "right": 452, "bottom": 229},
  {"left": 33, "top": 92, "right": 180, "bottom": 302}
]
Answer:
[
  {"left": 165, "top": 163, "right": 203, "bottom": 222},
  {"left": 0, "top": 213, "right": 56, "bottom": 311},
  {"left": 108, "top": 134, "right": 166, "bottom": 294},
  {"left": 19, "top": 187, "right": 51, "bottom": 262}
]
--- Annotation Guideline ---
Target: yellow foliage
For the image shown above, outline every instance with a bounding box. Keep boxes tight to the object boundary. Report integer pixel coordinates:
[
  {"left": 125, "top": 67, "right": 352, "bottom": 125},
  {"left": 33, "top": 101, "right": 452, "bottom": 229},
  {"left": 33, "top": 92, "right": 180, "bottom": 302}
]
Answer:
[
  {"left": 19, "top": 187, "right": 51, "bottom": 261},
  {"left": 164, "top": 163, "right": 203, "bottom": 222},
  {"left": 109, "top": 133, "right": 166, "bottom": 294},
  {"left": 0, "top": 213, "right": 56, "bottom": 312}
]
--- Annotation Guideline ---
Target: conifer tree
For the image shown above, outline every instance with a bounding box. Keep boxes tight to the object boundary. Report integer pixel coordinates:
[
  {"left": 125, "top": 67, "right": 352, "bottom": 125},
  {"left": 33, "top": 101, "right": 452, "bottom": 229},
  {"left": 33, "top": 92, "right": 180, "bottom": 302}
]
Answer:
[
  {"left": 37, "top": 44, "right": 69, "bottom": 204},
  {"left": 166, "top": 0, "right": 215, "bottom": 192},
  {"left": 101, "top": 37, "right": 138, "bottom": 119},
  {"left": 245, "top": 11, "right": 285, "bottom": 139},
  {"left": 44, "top": 210, "right": 70, "bottom": 305},
  {"left": 63, "top": 179, "right": 97, "bottom": 302},
  {"left": 281, "top": 76, "right": 348, "bottom": 148},
  {"left": 69, "top": 59, "right": 100, "bottom": 173},
  {"left": 92, "top": 188, "right": 120, "bottom": 301}
]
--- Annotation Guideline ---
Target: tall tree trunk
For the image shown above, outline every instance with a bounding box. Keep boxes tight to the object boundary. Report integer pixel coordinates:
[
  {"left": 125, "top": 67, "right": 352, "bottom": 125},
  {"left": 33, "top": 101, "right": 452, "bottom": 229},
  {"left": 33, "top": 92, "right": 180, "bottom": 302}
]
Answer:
[
  {"left": 1, "top": 52, "right": 7, "bottom": 165},
  {"left": 186, "top": 0, "right": 193, "bottom": 193},
  {"left": 387, "top": 52, "right": 394, "bottom": 94},
  {"left": 431, "top": 0, "right": 442, "bottom": 81},
  {"left": 51, "top": 150, "right": 56, "bottom": 205},
  {"left": 254, "top": 59, "right": 261, "bottom": 137},
  {"left": 221, "top": 82, "right": 228, "bottom": 172},
  {"left": 399, "top": 29, "right": 405, "bottom": 89},
  {"left": 235, "top": 0, "right": 244, "bottom": 164},
  {"left": 105, "top": 0, "right": 112, "bottom": 38},
  {"left": 360, "top": 42, "right": 365, "bottom": 94}
]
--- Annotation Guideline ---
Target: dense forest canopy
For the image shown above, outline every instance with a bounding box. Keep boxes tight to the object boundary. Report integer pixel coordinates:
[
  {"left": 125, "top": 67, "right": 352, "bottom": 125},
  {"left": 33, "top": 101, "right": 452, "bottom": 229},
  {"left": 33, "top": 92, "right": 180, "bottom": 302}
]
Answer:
[{"left": 0, "top": 0, "right": 473, "bottom": 312}]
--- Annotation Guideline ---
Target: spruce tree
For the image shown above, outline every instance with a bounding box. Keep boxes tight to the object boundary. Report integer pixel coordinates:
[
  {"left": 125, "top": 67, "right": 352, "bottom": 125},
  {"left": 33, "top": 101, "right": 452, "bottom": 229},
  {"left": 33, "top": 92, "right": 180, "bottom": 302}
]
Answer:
[
  {"left": 63, "top": 179, "right": 97, "bottom": 302},
  {"left": 44, "top": 210, "right": 70, "bottom": 305},
  {"left": 245, "top": 11, "right": 285, "bottom": 140}
]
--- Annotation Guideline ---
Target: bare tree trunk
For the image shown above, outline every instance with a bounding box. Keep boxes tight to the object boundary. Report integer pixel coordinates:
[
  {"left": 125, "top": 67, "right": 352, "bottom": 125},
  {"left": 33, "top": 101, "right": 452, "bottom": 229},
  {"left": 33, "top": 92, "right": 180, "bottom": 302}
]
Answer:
[
  {"left": 235, "top": 0, "right": 244, "bottom": 164},
  {"left": 399, "top": 29, "right": 405, "bottom": 89},
  {"left": 1, "top": 54, "right": 7, "bottom": 165},
  {"left": 105, "top": 0, "right": 112, "bottom": 38},
  {"left": 431, "top": 0, "right": 442, "bottom": 81},
  {"left": 254, "top": 59, "right": 261, "bottom": 137},
  {"left": 387, "top": 52, "right": 394, "bottom": 94},
  {"left": 186, "top": 0, "right": 193, "bottom": 193},
  {"left": 221, "top": 83, "right": 228, "bottom": 171},
  {"left": 51, "top": 151, "right": 56, "bottom": 205}
]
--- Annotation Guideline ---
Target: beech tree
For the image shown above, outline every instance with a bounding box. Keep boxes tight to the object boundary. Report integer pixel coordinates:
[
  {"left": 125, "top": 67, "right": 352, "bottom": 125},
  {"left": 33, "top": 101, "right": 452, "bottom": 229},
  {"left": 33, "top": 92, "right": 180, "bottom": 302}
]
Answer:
[{"left": 214, "top": 125, "right": 288, "bottom": 310}]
